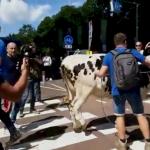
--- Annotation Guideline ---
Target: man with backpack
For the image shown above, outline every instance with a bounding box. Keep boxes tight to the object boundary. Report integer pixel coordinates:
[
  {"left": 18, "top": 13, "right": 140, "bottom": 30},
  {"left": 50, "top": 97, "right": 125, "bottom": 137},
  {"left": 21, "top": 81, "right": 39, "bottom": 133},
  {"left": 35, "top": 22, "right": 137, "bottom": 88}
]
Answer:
[{"left": 96, "top": 32, "right": 150, "bottom": 150}]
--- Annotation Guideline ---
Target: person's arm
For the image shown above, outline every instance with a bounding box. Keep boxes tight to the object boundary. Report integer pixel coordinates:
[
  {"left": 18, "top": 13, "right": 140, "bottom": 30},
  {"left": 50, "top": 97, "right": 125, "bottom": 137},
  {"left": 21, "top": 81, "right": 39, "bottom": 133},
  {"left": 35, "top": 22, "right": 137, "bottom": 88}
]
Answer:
[
  {"left": 95, "top": 65, "right": 108, "bottom": 77},
  {"left": 0, "top": 58, "right": 29, "bottom": 101},
  {"left": 144, "top": 56, "right": 150, "bottom": 67}
]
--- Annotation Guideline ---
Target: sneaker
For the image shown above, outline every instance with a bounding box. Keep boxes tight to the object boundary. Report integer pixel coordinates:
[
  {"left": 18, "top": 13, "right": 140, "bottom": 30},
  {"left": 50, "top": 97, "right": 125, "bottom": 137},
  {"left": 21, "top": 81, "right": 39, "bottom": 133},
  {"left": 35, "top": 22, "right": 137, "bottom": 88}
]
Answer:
[
  {"left": 19, "top": 112, "right": 24, "bottom": 118},
  {"left": 115, "top": 139, "right": 127, "bottom": 150},
  {"left": 30, "top": 109, "right": 40, "bottom": 114},
  {"left": 6, "top": 130, "right": 22, "bottom": 146},
  {"left": 14, "top": 123, "right": 21, "bottom": 129},
  {"left": 145, "top": 142, "right": 150, "bottom": 150}
]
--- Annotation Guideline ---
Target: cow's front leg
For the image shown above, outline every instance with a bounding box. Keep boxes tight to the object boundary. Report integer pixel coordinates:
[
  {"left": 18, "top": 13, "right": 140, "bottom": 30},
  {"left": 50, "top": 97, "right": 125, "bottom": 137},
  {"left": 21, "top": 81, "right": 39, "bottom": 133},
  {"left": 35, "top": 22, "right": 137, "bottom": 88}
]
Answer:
[
  {"left": 68, "top": 96, "right": 81, "bottom": 132},
  {"left": 71, "top": 86, "right": 93, "bottom": 133}
]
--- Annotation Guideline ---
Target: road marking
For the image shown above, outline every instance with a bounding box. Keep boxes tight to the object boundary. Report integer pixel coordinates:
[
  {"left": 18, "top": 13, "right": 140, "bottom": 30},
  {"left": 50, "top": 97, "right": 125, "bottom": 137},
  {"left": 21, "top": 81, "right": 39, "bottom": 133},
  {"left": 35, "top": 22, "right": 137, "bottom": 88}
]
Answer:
[
  {"left": 143, "top": 99, "right": 150, "bottom": 103},
  {"left": 111, "top": 140, "right": 145, "bottom": 150},
  {"left": 0, "top": 112, "right": 97, "bottom": 139},
  {"left": 0, "top": 117, "right": 71, "bottom": 139},
  {"left": 12, "top": 132, "right": 97, "bottom": 150},
  {"left": 17, "top": 109, "right": 55, "bottom": 119},
  {"left": 23, "top": 99, "right": 61, "bottom": 109},
  {"left": 96, "top": 99, "right": 107, "bottom": 104},
  {"left": 57, "top": 106, "right": 68, "bottom": 111},
  {"left": 97, "top": 123, "right": 117, "bottom": 135},
  {"left": 41, "top": 85, "right": 65, "bottom": 91},
  {"left": 50, "top": 83, "right": 66, "bottom": 91},
  {"left": 130, "top": 141, "right": 145, "bottom": 150}
]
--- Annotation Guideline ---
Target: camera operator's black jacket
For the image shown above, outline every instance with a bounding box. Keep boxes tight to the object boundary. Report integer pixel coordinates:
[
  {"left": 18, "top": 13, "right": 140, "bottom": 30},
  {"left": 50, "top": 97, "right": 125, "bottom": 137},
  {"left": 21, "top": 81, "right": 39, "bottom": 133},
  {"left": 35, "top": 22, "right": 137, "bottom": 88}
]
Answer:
[{"left": 29, "top": 53, "right": 42, "bottom": 81}]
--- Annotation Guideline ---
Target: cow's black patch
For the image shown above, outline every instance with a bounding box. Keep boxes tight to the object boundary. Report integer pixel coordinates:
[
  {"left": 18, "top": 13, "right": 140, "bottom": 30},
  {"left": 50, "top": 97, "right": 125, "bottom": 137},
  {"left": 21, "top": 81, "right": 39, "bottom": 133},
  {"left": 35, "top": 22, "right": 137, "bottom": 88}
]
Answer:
[
  {"left": 73, "top": 63, "right": 85, "bottom": 76},
  {"left": 87, "top": 61, "right": 94, "bottom": 72},
  {"left": 84, "top": 69, "right": 87, "bottom": 75},
  {"left": 95, "top": 59, "right": 102, "bottom": 70}
]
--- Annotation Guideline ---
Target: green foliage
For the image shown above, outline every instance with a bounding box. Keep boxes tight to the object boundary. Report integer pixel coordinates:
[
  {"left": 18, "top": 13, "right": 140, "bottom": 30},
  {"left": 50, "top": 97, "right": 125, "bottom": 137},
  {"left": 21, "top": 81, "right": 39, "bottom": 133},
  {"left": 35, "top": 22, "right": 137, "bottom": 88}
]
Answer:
[
  {"left": 9, "top": 24, "right": 36, "bottom": 45},
  {"left": 7, "top": 0, "right": 146, "bottom": 55}
]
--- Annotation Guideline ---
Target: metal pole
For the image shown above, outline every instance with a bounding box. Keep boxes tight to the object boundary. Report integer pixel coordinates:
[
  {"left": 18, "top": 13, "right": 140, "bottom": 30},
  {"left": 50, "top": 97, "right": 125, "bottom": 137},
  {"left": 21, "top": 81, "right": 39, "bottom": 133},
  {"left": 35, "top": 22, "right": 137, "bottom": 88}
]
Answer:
[{"left": 135, "top": 3, "right": 139, "bottom": 41}]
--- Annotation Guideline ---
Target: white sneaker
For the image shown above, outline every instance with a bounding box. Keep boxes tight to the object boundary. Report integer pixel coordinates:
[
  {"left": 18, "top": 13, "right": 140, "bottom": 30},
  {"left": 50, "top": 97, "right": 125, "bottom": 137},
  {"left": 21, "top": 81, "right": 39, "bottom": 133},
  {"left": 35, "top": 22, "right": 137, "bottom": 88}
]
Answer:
[{"left": 14, "top": 123, "right": 21, "bottom": 129}]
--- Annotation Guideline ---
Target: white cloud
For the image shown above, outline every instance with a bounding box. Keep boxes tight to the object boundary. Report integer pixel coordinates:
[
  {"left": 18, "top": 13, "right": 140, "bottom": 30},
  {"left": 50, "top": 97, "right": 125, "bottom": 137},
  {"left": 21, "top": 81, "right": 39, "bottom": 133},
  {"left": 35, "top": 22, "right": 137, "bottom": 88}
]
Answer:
[
  {"left": 71, "top": 1, "right": 83, "bottom": 7},
  {"left": 0, "top": 0, "right": 51, "bottom": 24}
]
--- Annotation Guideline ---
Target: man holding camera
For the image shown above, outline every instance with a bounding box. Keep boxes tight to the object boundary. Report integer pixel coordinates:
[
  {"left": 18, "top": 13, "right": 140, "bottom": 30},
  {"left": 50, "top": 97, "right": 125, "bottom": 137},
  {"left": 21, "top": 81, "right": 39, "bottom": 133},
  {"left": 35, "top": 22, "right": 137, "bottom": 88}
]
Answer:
[
  {"left": 0, "top": 40, "right": 29, "bottom": 148},
  {"left": 12, "top": 42, "right": 43, "bottom": 119}
]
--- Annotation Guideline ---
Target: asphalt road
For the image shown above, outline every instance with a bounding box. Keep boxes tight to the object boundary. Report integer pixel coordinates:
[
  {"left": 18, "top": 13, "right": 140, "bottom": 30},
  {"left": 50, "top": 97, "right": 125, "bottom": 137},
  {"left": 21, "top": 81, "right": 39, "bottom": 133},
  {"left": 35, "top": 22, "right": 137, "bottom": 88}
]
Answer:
[{"left": 0, "top": 79, "right": 150, "bottom": 150}]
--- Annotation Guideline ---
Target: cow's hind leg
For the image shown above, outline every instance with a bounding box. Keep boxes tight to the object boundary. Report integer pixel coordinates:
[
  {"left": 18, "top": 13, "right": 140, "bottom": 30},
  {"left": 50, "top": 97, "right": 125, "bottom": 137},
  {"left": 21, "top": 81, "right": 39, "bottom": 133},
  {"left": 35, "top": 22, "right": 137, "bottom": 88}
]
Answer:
[
  {"left": 63, "top": 78, "right": 75, "bottom": 105},
  {"left": 70, "top": 85, "right": 93, "bottom": 133}
]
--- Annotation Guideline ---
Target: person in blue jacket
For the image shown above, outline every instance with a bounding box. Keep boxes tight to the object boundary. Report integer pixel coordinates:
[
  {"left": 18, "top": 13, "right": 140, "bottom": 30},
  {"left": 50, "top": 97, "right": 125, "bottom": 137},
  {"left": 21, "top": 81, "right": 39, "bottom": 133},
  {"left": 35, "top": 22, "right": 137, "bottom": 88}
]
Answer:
[{"left": 96, "top": 32, "right": 150, "bottom": 150}]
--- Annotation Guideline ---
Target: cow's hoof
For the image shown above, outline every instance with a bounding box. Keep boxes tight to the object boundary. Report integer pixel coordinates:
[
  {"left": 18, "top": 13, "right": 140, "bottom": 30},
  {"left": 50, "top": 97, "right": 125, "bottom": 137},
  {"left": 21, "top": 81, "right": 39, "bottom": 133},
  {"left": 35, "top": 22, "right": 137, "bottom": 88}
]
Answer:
[
  {"left": 82, "top": 124, "right": 87, "bottom": 131},
  {"left": 73, "top": 121, "right": 86, "bottom": 133},
  {"left": 73, "top": 126, "right": 83, "bottom": 133}
]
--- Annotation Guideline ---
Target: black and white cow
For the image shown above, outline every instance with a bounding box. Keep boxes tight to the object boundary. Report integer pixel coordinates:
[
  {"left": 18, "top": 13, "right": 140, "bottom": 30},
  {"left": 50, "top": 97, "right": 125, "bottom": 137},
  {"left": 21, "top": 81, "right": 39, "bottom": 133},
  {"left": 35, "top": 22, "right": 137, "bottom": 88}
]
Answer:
[
  {"left": 60, "top": 53, "right": 110, "bottom": 132},
  {"left": 60, "top": 54, "right": 150, "bottom": 133}
]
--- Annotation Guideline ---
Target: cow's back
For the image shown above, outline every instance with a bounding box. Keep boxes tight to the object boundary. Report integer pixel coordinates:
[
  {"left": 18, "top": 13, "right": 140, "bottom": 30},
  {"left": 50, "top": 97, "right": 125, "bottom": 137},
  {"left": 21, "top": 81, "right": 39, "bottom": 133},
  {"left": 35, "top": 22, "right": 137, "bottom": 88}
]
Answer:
[{"left": 60, "top": 54, "right": 110, "bottom": 98}]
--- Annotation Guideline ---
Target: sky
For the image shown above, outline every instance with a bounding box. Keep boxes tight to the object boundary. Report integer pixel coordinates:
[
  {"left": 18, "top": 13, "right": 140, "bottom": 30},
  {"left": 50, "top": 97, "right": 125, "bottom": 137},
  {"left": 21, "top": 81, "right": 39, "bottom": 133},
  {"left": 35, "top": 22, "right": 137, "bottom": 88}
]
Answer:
[{"left": 0, "top": 0, "right": 86, "bottom": 37}]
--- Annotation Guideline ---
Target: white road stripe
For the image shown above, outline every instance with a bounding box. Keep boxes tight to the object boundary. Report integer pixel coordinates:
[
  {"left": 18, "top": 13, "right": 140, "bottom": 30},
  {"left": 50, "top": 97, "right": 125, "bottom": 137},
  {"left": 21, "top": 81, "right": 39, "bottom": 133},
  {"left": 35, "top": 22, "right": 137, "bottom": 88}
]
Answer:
[
  {"left": 57, "top": 106, "right": 68, "bottom": 111},
  {"left": 96, "top": 99, "right": 107, "bottom": 104},
  {"left": 111, "top": 140, "right": 145, "bottom": 150},
  {"left": 0, "top": 117, "right": 71, "bottom": 139},
  {"left": 0, "top": 112, "right": 97, "bottom": 139},
  {"left": 11, "top": 132, "right": 97, "bottom": 150},
  {"left": 24, "top": 99, "right": 61, "bottom": 108},
  {"left": 97, "top": 123, "right": 117, "bottom": 135},
  {"left": 17, "top": 109, "right": 55, "bottom": 119},
  {"left": 41, "top": 85, "right": 66, "bottom": 91},
  {"left": 143, "top": 99, "right": 150, "bottom": 103},
  {"left": 50, "top": 83, "right": 66, "bottom": 91}
]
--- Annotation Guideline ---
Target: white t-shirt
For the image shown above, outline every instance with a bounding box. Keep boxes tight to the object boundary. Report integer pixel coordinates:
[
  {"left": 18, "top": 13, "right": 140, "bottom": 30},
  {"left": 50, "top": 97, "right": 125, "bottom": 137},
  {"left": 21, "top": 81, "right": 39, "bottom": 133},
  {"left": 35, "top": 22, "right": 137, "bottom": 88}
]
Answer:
[{"left": 43, "top": 56, "right": 52, "bottom": 66}]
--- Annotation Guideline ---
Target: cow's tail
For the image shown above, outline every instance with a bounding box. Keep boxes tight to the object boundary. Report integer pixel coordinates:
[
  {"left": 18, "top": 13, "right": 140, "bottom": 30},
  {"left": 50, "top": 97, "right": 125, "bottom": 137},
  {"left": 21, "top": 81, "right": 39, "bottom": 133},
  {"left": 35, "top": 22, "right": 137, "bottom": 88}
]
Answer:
[{"left": 60, "top": 65, "right": 73, "bottom": 104}]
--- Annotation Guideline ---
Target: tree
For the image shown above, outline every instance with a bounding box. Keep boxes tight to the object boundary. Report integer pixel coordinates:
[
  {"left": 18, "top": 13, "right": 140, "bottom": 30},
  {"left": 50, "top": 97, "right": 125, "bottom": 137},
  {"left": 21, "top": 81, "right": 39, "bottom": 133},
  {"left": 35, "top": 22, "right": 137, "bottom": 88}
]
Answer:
[{"left": 9, "top": 24, "right": 36, "bottom": 45}]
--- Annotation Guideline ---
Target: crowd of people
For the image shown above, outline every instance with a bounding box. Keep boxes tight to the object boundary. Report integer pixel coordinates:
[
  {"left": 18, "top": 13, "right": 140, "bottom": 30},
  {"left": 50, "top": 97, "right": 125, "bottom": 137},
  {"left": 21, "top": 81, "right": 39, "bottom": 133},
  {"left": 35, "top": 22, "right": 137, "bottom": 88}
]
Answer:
[
  {"left": 1, "top": 33, "right": 150, "bottom": 150},
  {"left": 0, "top": 40, "right": 54, "bottom": 149}
]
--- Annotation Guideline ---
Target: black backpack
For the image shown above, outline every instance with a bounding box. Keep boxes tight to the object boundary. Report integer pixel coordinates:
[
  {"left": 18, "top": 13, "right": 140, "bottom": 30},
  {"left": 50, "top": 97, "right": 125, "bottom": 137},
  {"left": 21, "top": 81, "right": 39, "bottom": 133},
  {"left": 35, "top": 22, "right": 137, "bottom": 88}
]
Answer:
[{"left": 111, "top": 49, "right": 140, "bottom": 90}]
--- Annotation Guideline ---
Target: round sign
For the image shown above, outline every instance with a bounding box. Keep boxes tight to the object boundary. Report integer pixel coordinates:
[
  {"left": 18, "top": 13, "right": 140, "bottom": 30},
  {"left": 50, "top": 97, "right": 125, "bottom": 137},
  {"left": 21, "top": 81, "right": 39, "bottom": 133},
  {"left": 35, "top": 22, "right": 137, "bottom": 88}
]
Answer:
[{"left": 64, "top": 35, "right": 73, "bottom": 45}]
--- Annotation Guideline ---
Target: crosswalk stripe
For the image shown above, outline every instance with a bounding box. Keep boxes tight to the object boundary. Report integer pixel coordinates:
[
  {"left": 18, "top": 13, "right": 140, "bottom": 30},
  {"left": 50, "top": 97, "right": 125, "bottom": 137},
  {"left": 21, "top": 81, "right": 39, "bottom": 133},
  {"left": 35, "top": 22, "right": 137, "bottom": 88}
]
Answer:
[
  {"left": 11, "top": 131, "right": 97, "bottom": 150},
  {"left": 24, "top": 99, "right": 61, "bottom": 108},
  {"left": 0, "top": 112, "right": 97, "bottom": 139},
  {"left": 130, "top": 141, "right": 145, "bottom": 150},
  {"left": 143, "top": 99, "right": 150, "bottom": 103},
  {"left": 57, "top": 106, "right": 68, "bottom": 111},
  {"left": 96, "top": 122, "right": 117, "bottom": 135},
  {"left": 111, "top": 140, "right": 145, "bottom": 150},
  {"left": 16, "top": 109, "right": 55, "bottom": 119}
]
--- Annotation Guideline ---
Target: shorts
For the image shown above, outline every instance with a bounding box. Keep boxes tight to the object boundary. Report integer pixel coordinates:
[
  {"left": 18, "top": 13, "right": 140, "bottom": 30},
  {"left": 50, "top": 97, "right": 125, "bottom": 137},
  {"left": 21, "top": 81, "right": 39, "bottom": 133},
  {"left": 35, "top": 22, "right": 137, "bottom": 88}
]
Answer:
[{"left": 112, "top": 90, "right": 144, "bottom": 116}]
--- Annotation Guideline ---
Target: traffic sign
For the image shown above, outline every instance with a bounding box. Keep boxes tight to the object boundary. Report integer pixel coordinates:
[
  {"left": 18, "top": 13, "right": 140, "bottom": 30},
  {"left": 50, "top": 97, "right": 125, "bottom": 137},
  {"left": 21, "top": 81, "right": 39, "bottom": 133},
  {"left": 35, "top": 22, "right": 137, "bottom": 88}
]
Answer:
[
  {"left": 64, "top": 35, "right": 73, "bottom": 45},
  {"left": 65, "top": 45, "right": 72, "bottom": 49}
]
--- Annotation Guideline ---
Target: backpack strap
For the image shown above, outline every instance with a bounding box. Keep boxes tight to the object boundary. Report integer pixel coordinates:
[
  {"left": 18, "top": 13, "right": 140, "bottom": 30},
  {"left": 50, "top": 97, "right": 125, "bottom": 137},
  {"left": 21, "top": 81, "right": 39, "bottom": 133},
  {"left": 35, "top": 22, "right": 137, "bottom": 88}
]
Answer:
[
  {"left": 125, "top": 49, "right": 132, "bottom": 53},
  {"left": 110, "top": 49, "right": 118, "bottom": 56},
  {"left": 110, "top": 48, "right": 132, "bottom": 56}
]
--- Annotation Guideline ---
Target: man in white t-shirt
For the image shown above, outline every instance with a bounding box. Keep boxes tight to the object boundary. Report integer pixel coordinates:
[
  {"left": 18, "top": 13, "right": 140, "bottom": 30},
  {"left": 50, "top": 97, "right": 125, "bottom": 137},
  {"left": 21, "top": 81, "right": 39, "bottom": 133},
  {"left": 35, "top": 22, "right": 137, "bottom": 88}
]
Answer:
[{"left": 42, "top": 53, "right": 52, "bottom": 81}]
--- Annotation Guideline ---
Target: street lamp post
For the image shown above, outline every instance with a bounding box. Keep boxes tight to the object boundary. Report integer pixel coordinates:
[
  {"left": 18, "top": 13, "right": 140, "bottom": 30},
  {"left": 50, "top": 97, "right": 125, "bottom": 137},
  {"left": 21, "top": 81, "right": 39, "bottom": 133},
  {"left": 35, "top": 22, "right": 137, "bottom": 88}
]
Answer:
[
  {"left": 122, "top": 1, "right": 140, "bottom": 41},
  {"left": 135, "top": 3, "right": 140, "bottom": 41},
  {"left": 123, "top": 0, "right": 140, "bottom": 41}
]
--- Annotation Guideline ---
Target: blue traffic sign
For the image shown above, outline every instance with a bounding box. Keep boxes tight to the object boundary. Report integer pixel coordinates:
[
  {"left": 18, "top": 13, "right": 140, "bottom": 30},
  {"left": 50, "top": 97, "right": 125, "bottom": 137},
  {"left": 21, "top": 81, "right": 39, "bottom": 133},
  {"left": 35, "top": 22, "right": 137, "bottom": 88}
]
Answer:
[{"left": 64, "top": 35, "right": 73, "bottom": 45}]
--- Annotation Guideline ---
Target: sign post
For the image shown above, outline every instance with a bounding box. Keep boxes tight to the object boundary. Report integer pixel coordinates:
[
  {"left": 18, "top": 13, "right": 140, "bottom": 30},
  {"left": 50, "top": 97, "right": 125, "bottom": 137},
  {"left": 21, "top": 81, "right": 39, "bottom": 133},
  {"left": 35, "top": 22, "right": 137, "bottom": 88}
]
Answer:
[{"left": 64, "top": 35, "right": 73, "bottom": 55}]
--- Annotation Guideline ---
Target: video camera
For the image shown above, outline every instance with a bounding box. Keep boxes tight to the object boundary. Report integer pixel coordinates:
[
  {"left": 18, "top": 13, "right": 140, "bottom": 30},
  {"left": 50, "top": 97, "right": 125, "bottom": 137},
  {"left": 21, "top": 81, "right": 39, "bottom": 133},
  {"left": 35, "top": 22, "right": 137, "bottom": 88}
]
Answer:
[{"left": 20, "top": 44, "right": 33, "bottom": 58}]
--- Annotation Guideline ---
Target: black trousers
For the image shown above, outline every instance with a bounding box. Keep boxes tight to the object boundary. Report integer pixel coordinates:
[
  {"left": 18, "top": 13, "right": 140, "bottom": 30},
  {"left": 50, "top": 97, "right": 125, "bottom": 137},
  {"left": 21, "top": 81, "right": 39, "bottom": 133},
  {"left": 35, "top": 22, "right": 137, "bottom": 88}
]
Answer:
[{"left": 0, "top": 99, "right": 17, "bottom": 135}]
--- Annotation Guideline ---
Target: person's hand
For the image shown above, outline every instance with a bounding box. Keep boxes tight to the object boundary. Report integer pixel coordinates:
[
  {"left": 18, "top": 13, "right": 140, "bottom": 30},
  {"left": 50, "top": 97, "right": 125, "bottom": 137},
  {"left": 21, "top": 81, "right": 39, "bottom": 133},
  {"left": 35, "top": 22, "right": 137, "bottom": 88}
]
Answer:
[
  {"left": 145, "top": 42, "right": 150, "bottom": 49},
  {"left": 21, "top": 58, "right": 29, "bottom": 73},
  {"left": 95, "top": 71, "right": 101, "bottom": 77}
]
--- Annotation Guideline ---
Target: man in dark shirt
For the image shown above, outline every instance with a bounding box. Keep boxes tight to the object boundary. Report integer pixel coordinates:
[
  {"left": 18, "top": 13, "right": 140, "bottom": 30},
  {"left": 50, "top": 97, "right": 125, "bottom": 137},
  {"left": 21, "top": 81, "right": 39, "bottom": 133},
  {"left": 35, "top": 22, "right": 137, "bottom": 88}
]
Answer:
[{"left": 0, "top": 54, "right": 29, "bottom": 148}]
